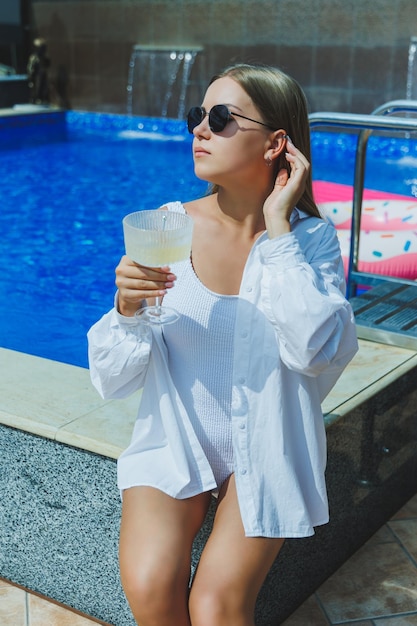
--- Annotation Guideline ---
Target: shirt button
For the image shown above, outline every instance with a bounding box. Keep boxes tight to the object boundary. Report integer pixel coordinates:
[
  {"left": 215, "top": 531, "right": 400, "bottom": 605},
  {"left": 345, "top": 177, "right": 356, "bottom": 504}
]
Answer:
[
  {"left": 238, "top": 377, "right": 245, "bottom": 384},
  {"left": 246, "top": 286, "right": 253, "bottom": 293},
  {"left": 239, "top": 422, "right": 245, "bottom": 430},
  {"left": 241, "top": 331, "right": 248, "bottom": 338},
  {"left": 240, "top": 468, "right": 247, "bottom": 475}
]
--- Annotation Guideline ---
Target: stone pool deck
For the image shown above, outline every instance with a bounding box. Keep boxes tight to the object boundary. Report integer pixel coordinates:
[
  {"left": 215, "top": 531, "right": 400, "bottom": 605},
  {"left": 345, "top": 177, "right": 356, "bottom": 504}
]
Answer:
[{"left": 0, "top": 340, "right": 416, "bottom": 625}]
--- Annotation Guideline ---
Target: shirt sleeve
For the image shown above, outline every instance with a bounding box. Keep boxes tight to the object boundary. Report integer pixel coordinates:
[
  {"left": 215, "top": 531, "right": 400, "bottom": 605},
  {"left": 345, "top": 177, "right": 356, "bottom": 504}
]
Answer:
[
  {"left": 258, "top": 221, "right": 358, "bottom": 381},
  {"left": 87, "top": 293, "right": 152, "bottom": 399}
]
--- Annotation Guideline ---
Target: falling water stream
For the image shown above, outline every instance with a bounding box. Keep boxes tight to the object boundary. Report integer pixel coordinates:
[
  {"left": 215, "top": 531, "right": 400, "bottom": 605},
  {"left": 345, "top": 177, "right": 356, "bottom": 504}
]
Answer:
[
  {"left": 406, "top": 36, "right": 417, "bottom": 100},
  {"left": 126, "top": 46, "right": 202, "bottom": 118}
]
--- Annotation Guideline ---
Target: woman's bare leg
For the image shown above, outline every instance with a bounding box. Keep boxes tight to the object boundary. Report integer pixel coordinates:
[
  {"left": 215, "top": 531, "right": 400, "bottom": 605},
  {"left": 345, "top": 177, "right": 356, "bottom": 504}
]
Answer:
[
  {"left": 189, "top": 475, "right": 285, "bottom": 626},
  {"left": 119, "top": 486, "right": 212, "bottom": 626}
]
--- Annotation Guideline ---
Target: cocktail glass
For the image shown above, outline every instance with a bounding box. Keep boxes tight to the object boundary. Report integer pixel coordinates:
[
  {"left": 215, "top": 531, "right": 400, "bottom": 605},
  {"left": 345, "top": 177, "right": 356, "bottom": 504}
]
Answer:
[{"left": 122, "top": 209, "right": 193, "bottom": 324}]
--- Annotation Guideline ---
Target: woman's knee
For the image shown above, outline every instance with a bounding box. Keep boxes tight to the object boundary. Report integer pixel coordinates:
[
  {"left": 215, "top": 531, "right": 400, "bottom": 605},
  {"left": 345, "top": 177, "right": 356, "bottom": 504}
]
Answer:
[
  {"left": 120, "top": 557, "right": 158, "bottom": 606},
  {"left": 121, "top": 561, "right": 189, "bottom": 625},
  {"left": 189, "top": 582, "right": 251, "bottom": 626}
]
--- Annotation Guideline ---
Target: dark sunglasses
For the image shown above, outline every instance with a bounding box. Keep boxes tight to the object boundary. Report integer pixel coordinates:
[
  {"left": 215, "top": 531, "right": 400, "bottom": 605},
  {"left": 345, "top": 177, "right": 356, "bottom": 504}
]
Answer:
[{"left": 187, "top": 104, "right": 275, "bottom": 134}]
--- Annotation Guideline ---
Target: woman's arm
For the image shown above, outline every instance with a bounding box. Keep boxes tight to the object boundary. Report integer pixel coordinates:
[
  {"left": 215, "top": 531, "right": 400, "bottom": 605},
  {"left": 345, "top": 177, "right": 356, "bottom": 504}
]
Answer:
[
  {"left": 261, "top": 140, "right": 358, "bottom": 378},
  {"left": 87, "top": 295, "right": 153, "bottom": 399},
  {"left": 88, "top": 254, "right": 176, "bottom": 398},
  {"left": 259, "top": 221, "right": 358, "bottom": 377}
]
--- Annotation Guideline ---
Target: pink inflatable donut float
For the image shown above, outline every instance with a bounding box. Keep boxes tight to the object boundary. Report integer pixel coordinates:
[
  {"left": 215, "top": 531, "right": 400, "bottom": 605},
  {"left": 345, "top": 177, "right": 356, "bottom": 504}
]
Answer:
[
  {"left": 313, "top": 182, "right": 417, "bottom": 279},
  {"left": 335, "top": 229, "right": 417, "bottom": 280},
  {"left": 318, "top": 199, "right": 417, "bottom": 231}
]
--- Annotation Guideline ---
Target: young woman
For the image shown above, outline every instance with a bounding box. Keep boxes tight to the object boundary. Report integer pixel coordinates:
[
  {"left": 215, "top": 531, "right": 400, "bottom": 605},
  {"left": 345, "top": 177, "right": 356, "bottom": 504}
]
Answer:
[{"left": 88, "top": 63, "right": 358, "bottom": 626}]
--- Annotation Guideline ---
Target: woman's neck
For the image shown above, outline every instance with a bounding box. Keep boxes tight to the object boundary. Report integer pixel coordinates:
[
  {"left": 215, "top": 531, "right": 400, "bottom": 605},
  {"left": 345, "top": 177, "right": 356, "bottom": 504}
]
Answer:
[{"left": 214, "top": 187, "right": 267, "bottom": 235}]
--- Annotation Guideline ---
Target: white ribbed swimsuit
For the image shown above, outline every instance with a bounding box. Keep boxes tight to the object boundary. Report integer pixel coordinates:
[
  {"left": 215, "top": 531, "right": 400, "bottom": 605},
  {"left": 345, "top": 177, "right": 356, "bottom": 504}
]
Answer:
[{"left": 162, "top": 253, "right": 238, "bottom": 490}]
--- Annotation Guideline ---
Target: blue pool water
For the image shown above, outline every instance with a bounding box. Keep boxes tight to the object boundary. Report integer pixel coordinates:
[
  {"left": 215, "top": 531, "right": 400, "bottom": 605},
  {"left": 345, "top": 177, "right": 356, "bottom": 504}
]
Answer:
[
  {"left": 0, "top": 111, "right": 207, "bottom": 368},
  {"left": 1, "top": 111, "right": 417, "bottom": 368},
  {"left": 311, "top": 132, "right": 417, "bottom": 197}
]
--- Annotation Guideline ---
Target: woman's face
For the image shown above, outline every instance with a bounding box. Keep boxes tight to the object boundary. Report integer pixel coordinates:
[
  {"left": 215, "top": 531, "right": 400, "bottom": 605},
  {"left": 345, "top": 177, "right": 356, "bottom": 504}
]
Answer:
[{"left": 191, "top": 76, "right": 273, "bottom": 188}]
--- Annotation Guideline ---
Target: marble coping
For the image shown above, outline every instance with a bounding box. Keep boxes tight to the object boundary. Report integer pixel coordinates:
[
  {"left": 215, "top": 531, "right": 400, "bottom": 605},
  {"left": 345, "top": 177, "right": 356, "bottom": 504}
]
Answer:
[{"left": 1, "top": 340, "right": 417, "bottom": 460}]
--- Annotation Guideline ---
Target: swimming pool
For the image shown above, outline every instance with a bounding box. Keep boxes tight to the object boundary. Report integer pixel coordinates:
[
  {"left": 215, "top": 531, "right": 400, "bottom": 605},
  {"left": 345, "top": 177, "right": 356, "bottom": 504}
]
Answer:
[
  {"left": 0, "top": 111, "right": 207, "bottom": 368},
  {"left": 1, "top": 110, "right": 417, "bottom": 368}
]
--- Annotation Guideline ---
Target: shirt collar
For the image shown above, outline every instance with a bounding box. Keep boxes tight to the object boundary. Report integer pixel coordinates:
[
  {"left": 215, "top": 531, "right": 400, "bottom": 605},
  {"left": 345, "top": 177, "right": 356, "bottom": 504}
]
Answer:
[{"left": 290, "top": 207, "right": 311, "bottom": 224}]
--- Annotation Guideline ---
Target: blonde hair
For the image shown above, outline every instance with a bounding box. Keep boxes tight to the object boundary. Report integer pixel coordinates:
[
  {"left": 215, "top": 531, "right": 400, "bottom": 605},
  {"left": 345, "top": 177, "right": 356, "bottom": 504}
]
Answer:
[{"left": 209, "top": 63, "right": 320, "bottom": 219}]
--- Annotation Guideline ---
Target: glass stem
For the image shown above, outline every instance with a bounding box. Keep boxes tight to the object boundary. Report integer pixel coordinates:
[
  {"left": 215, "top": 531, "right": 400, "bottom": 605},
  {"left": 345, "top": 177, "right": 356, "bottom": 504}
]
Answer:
[{"left": 155, "top": 296, "right": 161, "bottom": 314}]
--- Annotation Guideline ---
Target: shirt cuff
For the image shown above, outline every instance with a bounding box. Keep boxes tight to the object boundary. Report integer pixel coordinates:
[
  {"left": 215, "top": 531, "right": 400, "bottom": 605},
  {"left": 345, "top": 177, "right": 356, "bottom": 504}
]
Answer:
[
  {"left": 259, "top": 232, "right": 305, "bottom": 269},
  {"left": 113, "top": 291, "right": 145, "bottom": 325}
]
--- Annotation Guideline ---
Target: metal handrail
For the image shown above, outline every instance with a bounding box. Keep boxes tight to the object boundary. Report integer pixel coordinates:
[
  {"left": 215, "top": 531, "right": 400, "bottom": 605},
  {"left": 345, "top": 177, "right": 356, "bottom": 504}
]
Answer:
[
  {"left": 371, "top": 99, "right": 417, "bottom": 116},
  {"left": 309, "top": 111, "right": 417, "bottom": 298},
  {"left": 309, "top": 111, "right": 417, "bottom": 132}
]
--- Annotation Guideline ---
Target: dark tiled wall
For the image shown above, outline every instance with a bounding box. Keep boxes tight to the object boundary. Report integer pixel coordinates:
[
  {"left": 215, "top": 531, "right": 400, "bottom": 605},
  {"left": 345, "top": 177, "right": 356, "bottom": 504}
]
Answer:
[{"left": 26, "top": 0, "right": 417, "bottom": 115}]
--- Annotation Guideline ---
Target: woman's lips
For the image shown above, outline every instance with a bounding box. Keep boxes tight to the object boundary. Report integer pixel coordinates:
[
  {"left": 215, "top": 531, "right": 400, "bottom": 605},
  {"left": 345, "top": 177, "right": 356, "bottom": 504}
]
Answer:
[{"left": 194, "top": 148, "right": 210, "bottom": 157}]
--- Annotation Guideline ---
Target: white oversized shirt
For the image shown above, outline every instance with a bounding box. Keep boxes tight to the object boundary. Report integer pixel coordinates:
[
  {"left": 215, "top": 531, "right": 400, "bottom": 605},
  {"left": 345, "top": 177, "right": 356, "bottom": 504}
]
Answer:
[{"left": 87, "top": 203, "right": 358, "bottom": 538}]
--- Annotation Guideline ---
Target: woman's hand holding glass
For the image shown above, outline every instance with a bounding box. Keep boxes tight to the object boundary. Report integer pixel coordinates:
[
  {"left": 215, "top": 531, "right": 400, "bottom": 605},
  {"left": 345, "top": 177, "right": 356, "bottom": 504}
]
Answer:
[
  {"left": 115, "top": 256, "right": 176, "bottom": 317},
  {"left": 121, "top": 209, "right": 193, "bottom": 324}
]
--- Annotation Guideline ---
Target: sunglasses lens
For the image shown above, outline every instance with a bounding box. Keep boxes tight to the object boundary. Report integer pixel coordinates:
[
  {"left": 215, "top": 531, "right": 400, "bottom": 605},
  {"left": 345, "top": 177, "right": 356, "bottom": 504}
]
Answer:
[
  {"left": 209, "top": 105, "right": 229, "bottom": 132},
  {"left": 187, "top": 105, "right": 230, "bottom": 133},
  {"left": 187, "top": 107, "right": 204, "bottom": 133}
]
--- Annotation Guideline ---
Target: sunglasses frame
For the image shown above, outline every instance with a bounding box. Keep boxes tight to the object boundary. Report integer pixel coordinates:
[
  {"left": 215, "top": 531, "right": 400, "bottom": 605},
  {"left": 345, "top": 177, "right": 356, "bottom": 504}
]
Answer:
[{"left": 187, "top": 104, "right": 275, "bottom": 134}]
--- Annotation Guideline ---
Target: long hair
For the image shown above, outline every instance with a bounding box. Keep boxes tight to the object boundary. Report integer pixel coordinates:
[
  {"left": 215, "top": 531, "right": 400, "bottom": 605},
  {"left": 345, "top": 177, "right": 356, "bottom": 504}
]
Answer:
[{"left": 208, "top": 63, "right": 320, "bottom": 219}]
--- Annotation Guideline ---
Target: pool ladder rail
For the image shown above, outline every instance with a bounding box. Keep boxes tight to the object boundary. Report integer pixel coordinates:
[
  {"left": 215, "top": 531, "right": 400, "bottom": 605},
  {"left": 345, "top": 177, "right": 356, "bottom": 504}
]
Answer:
[{"left": 309, "top": 101, "right": 417, "bottom": 350}]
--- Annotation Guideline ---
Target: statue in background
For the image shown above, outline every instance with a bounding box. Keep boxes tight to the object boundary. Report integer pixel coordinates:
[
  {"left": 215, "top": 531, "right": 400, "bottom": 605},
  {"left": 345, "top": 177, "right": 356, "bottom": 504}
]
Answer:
[{"left": 27, "top": 38, "right": 50, "bottom": 104}]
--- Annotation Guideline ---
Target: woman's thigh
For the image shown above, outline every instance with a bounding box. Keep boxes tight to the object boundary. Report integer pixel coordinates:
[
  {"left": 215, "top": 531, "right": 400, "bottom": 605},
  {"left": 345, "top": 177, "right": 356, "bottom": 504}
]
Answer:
[
  {"left": 189, "top": 475, "right": 285, "bottom": 624},
  {"left": 119, "top": 486, "right": 212, "bottom": 597}
]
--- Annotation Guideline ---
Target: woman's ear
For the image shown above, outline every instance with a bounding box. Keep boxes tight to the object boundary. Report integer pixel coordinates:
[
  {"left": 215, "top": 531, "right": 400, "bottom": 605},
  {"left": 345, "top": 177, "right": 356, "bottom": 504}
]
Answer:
[{"left": 264, "top": 130, "right": 288, "bottom": 165}]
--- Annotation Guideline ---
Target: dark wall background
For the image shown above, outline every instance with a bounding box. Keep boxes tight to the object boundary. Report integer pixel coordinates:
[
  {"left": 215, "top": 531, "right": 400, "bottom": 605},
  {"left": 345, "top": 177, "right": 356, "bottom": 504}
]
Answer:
[{"left": 1, "top": 0, "right": 417, "bottom": 115}]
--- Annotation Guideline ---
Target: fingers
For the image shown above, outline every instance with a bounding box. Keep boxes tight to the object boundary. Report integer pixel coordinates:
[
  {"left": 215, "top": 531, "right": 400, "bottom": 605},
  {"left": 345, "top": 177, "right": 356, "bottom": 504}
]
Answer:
[
  {"left": 271, "top": 143, "right": 309, "bottom": 200},
  {"left": 284, "top": 140, "right": 310, "bottom": 176},
  {"left": 115, "top": 255, "right": 177, "bottom": 315},
  {"left": 264, "top": 141, "right": 312, "bottom": 238},
  {"left": 116, "top": 256, "right": 176, "bottom": 293},
  {"left": 273, "top": 167, "right": 289, "bottom": 190}
]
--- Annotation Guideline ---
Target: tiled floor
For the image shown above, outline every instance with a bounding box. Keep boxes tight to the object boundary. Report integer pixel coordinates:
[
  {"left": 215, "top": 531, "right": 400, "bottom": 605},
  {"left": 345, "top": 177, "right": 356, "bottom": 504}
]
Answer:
[
  {"left": 1, "top": 493, "right": 416, "bottom": 625},
  {"left": 0, "top": 579, "right": 110, "bottom": 626},
  {"left": 283, "top": 493, "right": 417, "bottom": 626}
]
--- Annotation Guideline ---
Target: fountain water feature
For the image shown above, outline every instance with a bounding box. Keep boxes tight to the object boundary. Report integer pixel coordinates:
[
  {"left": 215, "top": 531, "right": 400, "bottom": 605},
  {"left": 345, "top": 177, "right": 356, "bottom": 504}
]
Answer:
[
  {"left": 127, "top": 45, "right": 202, "bottom": 119},
  {"left": 406, "top": 36, "right": 417, "bottom": 100}
]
